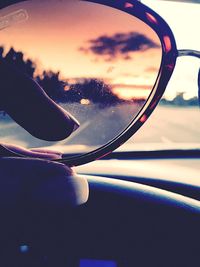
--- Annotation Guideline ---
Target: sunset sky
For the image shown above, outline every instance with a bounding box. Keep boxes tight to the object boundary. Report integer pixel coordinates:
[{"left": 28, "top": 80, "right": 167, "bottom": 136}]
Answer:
[{"left": 0, "top": 0, "right": 162, "bottom": 100}]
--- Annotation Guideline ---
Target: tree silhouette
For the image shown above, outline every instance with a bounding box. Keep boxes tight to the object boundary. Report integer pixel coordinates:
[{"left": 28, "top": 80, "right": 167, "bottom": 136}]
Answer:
[
  {"left": 0, "top": 46, "right": 122, "bottom": 105},
  {"left": 67, "top": 79, "right": 121, "bottom": 106},
  {"left": 1, "top": 46, "right": 36, "bottom": 78},
  {"left": 1, "top": 46, "right": 199, "bottom": 106},
  {"left": 36, "top": 71, "right": 67, "bottom": 103},
  {"left": 6, "top": 46, "right": 190, "bottom": 107},
  {"left": 160, "top": 92, "right": 199, "bottom": 107},
  {"left": 0, "top": 47, "right": 3, "bottom": 58}
]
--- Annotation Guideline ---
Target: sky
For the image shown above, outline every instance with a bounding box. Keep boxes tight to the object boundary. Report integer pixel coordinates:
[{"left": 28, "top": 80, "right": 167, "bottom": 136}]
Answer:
[
  {"left": 0, "top": 0, "right": 199, "bottom": 101},
  {"left": 0, "top": 0, "right": 162, "bottom": 101},
  {"left": 143, "top": 0, "right": 200, "bottom": 100}
]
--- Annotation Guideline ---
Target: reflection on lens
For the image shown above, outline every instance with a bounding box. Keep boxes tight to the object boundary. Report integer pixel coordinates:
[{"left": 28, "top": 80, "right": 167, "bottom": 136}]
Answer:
[{"left": 0, "top": 0, "right": 162, "bottom": 156}]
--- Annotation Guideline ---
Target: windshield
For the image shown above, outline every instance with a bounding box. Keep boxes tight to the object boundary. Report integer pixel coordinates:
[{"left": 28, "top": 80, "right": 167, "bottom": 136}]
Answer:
[
  {"left": 0, "top": 0, "right": 199, "bottom": 155},
  {"left": 128, "top": 0, "right": 200, "bottom": 151}
]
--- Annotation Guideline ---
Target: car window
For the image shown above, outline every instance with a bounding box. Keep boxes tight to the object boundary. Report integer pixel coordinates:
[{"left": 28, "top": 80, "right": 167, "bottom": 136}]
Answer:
[
  {"left": 127, "top": 0, "right": 200, "bottom": 149},
  {"left": 0, "top": 0, "right": 199, "bottom": 155}
]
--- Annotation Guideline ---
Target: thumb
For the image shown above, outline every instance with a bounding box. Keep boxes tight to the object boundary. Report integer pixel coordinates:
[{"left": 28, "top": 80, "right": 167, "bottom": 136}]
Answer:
[{"left": 0, "top": 143, "right": 63, "bottom": 159}]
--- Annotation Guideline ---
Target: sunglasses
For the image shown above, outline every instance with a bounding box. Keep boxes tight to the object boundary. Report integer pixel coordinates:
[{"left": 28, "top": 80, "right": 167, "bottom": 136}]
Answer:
[{"left": 0, "top": 0, "right": 199, "bottom": 166}]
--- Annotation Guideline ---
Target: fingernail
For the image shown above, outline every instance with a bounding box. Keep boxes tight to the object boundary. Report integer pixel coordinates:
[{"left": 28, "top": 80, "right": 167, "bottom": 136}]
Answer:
[
  {"left": 58, "top": 105, "right": 80, "bottom": 133},
  {"left": 72, "top": 118, "right": 80, "bottom": 132}
]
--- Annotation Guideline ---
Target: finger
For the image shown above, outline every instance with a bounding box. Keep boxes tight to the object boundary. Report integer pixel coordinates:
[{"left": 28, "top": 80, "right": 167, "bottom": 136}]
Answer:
[
  {"left": 0, "top": 143, "right": 62, "bottom": 159},
  {"left": 31, "top": 148, "right": 62, "bottom": 157},
  {"left": 0, "top": 60, "right": 80, "bottom": 141}
]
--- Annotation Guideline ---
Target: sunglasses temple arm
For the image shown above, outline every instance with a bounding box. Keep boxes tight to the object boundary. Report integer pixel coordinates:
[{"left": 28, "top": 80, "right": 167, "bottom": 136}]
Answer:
[
  {"left": 198, "top": 68, "right": 200, "bottom": 107},
  {"left": 178, "top": 49, "right": 200, "bottom": 59},
  {"left": 178, "top": 50, "right": 200, "bottom": 106},
  {"left": 158, "top": 0, "right": 199, "bottom": 3}
]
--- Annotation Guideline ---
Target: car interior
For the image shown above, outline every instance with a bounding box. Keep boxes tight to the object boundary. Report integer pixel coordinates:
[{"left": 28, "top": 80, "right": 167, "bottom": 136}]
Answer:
[{"left": 0, "top": 0, "right": 199, "bottom": 266}]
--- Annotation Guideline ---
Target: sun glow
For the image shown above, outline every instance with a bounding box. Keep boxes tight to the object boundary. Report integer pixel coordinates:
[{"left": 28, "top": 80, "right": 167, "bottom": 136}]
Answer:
[{"left": 113, "top": 87, "right": 151, "bottom": 100}]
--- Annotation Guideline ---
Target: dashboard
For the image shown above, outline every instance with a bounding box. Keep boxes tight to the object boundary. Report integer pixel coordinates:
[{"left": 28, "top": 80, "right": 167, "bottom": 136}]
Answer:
[
  {"left": 74, "top": 157, "right": 200, "bottom": 267},
  {"left": 76, "top": 157, "right": 200, "bottom": 200},
  {"left": 2, "top": 156, "right": 199, "bottom": 267}
]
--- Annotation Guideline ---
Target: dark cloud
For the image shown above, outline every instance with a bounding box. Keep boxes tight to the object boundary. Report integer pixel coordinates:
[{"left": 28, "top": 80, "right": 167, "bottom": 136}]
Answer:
[{"left": 80, "top": 32, "right": 159, "bottom": 60}]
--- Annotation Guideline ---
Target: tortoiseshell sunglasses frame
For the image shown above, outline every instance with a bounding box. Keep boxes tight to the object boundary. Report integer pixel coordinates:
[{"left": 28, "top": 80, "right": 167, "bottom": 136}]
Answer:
[
  {"left": 0, "top": 0, "right": 178, "bottom": 166},
  {"left": 62, "top": 0, "right": 178, "bottom": 166}
]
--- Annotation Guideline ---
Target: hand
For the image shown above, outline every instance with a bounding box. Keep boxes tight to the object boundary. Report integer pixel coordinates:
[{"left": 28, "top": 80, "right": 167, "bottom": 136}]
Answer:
[
  {"left": 0, "top": 61, "right": 89, "bottom": 250},
  {"left": 0, "top": 155, "right": 88, "bottom": 265}
]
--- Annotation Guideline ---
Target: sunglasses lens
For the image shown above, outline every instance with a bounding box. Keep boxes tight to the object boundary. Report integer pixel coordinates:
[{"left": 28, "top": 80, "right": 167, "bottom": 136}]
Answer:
[{"left": 0, "top": 0, "right": 162, "bottom": 156}]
